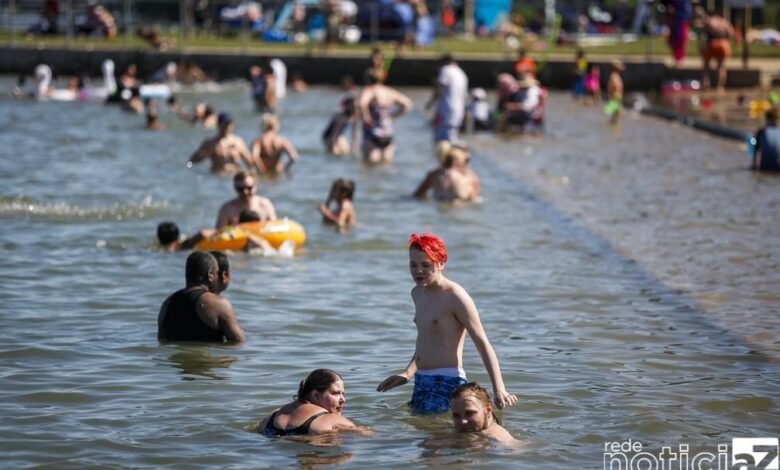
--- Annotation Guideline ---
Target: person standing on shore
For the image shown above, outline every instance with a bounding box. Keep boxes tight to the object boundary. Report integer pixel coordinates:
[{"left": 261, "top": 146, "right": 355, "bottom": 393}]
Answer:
[
  {"left": 701, "top": 9, "right": 734, "bottom": 96},
  {"left": 605, "top": 60, "right": 624, "bottom": 125}
]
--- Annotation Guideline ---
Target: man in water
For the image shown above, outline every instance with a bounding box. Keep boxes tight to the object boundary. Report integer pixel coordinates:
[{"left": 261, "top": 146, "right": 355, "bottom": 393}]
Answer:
[
  {"left": 209, "top": 251, "right": 230, "bottom": 294},
  {"left": 752, "top": 108, "right": 780, "bottom": 172},
  {"left": 251, "top": 113, "right": 299, "bottom": 175},
  {"left": 357, "top": 68, "right": 413, "bottom": 164},
  {"left": 188, "top": 113, "right": 254, "bottom": 174},
  {"left": 249, "top": 64, "right": 277, "bottom": 113},
  {"left": 377, "top": 232, "right": 517, "bottom": 414},
  {"left": 427, "top": 54, "right": 468, "bottom": 143},
  {"left": 413, "top": 142, "right": 480, "bottom": 203},
  {"left": 215, "top": 171, "right": 277, "bottom": 228},
  {"left": 158, "top": 251, "right": 246, "bottom": 343}
]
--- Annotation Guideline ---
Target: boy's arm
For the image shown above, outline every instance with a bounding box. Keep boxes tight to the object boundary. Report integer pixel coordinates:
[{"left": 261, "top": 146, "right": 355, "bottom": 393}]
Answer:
[
  {"left": 376, "top": 352, "right": 417, "bottom": 392},
  {"left": 453, "top": 288, "right": 518, "bottom": 409}
]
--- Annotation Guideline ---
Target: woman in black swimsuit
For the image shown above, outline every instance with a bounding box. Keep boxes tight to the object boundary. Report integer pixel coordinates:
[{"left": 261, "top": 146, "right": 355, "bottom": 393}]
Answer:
[{"left": 258, "top": 369, "right": 363, "bottom": 437}]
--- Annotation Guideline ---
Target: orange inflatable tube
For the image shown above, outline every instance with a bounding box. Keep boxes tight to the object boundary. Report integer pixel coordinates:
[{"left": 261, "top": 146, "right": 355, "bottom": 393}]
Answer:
[{"left": 194, "top": 218, "right": 306, "bottom": 251}]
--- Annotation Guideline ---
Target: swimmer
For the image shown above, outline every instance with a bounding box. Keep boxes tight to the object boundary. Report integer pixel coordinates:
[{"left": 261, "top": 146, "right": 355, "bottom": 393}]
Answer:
[
  {"left": 249, "top": 64, "right": 277, "bottom": 113},
  {"left": 250, "top": 114, "right": 299, "bottom": 175},
  {"left": 157, "top": 211, "right": 274, "bottom": 253},
  {"left": 428, "top": 54, "right": 468, "bottom": 143},
  {"left": 156, "top": 221, "right": 211, "bottom": 252},
  {"left": 322, "top": 97, "right": 359, "bottom": 156},
  {"left": 450, "top": 382, "right": 520, "bottom": 446},
  {"left": 209, "top": 251, "right": 230, "bottom": 294},
  {"left": 377, "top": 232, "right": 517, "bottom": 414},
  {"left": 258, "top": 369, "right": 369, "bottom": 437},
  {"left": 606, "top": 60, "right": 624, "bottom": 125},
  {"left": 188, "top": 113, "right": 254, "bottom": 174},
  {"left": 215, "top": 171, "right": 277, "bottom": 228},
  {"left": 413, "top": 143, "right": 480, "bottom": 203},
  {"left": 290, "top": 72, "right": 308, "bottom": 93},
  {"left": 158, "top": 251, "right": 246, "bottom": 343},
  {"left": 145, "top": 98, "right": 164, "bottom": 131},
  {"left": 169, "top": 97, "right": 217, "bottom": 128},
  {"left": 318, "top": 178, "right": 356, "bottom": 229},
  {"left": 357, "top": 68, "right": 413, "bottom": 164},
  {"left": 752, "top": 108, "right": 780, "bottom": 172}
]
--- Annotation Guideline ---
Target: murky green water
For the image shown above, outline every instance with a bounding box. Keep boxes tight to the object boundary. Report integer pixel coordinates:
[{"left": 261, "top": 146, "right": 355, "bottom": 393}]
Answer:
[{"left": 1, "top": 84, "right": 778, "bottom": 469}]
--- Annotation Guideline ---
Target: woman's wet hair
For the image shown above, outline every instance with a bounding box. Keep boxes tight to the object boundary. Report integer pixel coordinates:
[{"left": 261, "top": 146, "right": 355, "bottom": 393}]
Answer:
[
  {"left": 157, "top": 221, "right": 180, "bottom": 245},
  {"left": 262, "top": 113, "right": 279, "bottom": 132},
  {"left": 296, "top": 369, "right": 342, "bottom": 403},
  {"left": 364, "top": 68, "right": 381, "bottom": 85}
]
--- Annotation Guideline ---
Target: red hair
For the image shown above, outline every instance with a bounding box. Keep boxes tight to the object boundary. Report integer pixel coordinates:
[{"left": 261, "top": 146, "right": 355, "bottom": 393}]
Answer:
[{"left": 408, "top": 232, "right": 447, "bottom": 265}]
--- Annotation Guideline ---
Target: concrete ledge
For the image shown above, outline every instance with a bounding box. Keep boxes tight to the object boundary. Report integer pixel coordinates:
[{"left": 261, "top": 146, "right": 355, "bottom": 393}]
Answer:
[
  {"left": 638, "top": 104, "right": 750, "bottom": 142},
  {"left": 0, "top": 46, "right": 762, "bottom": 91}
]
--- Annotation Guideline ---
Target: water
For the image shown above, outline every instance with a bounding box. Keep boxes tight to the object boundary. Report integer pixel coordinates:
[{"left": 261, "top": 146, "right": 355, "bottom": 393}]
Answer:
[{"left": 1, "top": 84, "right": 778, "bottom": 469}]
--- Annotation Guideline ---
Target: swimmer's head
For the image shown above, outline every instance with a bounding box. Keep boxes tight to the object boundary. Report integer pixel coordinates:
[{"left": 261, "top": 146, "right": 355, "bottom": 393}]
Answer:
[
  {"left": 238, "top": 210, "right": 261, "bottom": 223},
  {"left": 233, "top": 171, "right": 256, "bottom": 198},
  {"left": 157, "top": 222, "right": 180, "bottom": 246},
  {"left": 261, "top": 113, "right": 279, "bottom": 132},
  {"left": 249, "top": 65, "right": 262, "bottom": 77},
  {"left": 332, "top": 178, "right": 355, "bottom": 201},
  {"left": 209, "top": 250, "right": 230, "bottom": 294},
  {"left": 217, "top": 112, "right": 233, "bottom": 129},
  {"left": 443, "top": 144, "right": 470, "bottom": 169},
  {"left": 296, "top": 369, "right": 345, "bottom": 413},
  {"left": 409, "top": 232, "right": 448, "bottom": 267},
  {"left": 450, "top": 382, "right": 496, "bottom": 433},
  {"left": 439, "top": 53, "right": 455, "bottom": 65},
  {"left": 611, "top": 59, "right": 625, "bottom": 72},
  {"left": 766, "top": 108, "right": 778, "bottom": 126},
  {"left": 185, "top": 251, "right": 218, "bottom": 291}
]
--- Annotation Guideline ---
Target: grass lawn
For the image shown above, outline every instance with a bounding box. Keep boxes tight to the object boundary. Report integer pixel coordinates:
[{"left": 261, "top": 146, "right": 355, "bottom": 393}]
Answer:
[{"left": 2, "top": 30, "right": 778, "bottom": 60}]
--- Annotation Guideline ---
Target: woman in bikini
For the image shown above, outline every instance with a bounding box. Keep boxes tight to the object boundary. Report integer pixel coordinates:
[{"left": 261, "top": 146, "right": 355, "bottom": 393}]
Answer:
[
  {"left": 257, "top": 369, "right": 365, "bottom": 437},
  {"left": 251, "top": 113, "right": 299, "bottom": 175}
]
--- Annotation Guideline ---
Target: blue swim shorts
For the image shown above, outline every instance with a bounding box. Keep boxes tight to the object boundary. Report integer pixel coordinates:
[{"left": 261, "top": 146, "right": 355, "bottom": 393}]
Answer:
[{"left": 409, "top": 372, "right": 467, "bottom": 414}]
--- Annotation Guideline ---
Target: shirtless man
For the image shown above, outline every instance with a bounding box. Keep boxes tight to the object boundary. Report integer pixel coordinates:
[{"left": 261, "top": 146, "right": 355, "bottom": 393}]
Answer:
[
  {"left": 215, "top": 171, "right": 277, "bottom": 228},
  {"left": 188, "top": 113, "right": 254, "bottom": 174},
  {"left": 357, "top": 69, "right": 413, "bottom": 164},
  {"left": 251, "top": 114, "right": 299, "bottom": 175},
  {"left": 450, "top": 382, "right": 520, "bottom": 446},
  {"left": 158, "top": 251, "right": 246, "bottom": 343},
  {"left": 413, "top": 143, "right": 480, "bottom": 203},
  {"left": 701, "top": 10, "right": 734, "bottom": 95},
  {"left": 377, "top": 233, "right": 517, "bottom": 414}
]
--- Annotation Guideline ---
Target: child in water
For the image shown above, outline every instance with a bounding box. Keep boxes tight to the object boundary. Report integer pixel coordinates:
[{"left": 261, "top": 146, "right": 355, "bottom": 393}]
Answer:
[
  {"left": 318, "top": 178, "right": 356, "bottom": 229},
  {"left": 583, "top": 63, "right": 601, "bottom": 105}
]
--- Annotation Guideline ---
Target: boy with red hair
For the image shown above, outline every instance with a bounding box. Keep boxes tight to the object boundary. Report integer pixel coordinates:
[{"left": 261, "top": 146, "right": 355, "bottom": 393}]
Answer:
[{"left": 377, "top": 232, "right": 517, "bottom": 414}]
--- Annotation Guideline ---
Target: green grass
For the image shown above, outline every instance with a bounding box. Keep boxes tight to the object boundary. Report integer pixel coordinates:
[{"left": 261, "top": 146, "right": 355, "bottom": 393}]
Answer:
[{"left": 2, "top": 30, "right": 778, "bottom": 59}]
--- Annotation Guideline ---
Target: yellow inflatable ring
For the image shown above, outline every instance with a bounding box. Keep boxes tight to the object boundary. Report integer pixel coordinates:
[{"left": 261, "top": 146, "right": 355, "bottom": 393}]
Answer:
[{"left": 195, "top": 218, "right": 306, "bottom": 251}]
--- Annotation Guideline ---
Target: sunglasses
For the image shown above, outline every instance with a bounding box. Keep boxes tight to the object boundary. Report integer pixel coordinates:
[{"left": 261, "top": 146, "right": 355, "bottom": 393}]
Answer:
[{"left": 235, "top": 185, "right": 255, "bottom": 192}]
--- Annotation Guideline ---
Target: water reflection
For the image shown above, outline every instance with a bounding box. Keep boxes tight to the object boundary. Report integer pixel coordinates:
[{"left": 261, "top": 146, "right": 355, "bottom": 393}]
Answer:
[
  {"left": 296, "top": 449, "right": 353, "bottom": 469},
  {"left": 164, "top": 345, "right": 237, "bottom": 380}
]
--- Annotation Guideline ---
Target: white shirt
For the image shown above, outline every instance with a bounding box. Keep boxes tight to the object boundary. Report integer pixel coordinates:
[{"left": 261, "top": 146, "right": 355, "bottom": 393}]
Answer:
[
  {"left": 519, "top": 85, "right": 541, "bottom": 112},
  {"left": 436, "top": 63, "right": 468, "bottom": 127}
]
